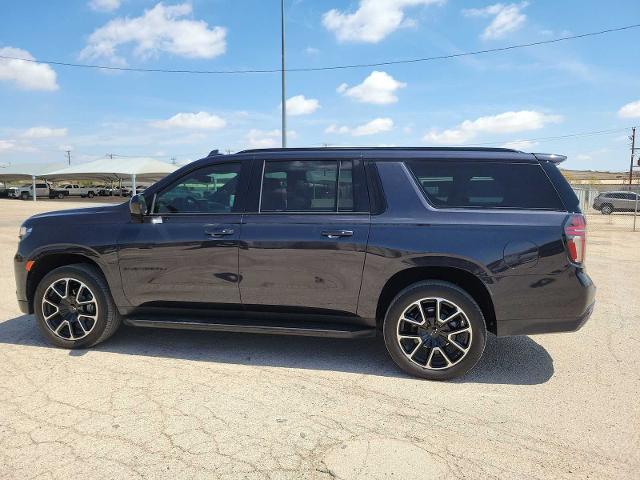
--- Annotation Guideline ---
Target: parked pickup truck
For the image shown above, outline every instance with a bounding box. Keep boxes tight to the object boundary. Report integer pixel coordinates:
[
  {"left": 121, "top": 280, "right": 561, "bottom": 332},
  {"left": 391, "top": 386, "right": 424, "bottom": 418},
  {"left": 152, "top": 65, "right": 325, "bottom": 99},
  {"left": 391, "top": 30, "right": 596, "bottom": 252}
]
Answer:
[
  {"left": 49, "top": 184, "right": 98, "bottom": 199},
  {"left": 8, "top": 182, "right": 51, "bottom": 200}
]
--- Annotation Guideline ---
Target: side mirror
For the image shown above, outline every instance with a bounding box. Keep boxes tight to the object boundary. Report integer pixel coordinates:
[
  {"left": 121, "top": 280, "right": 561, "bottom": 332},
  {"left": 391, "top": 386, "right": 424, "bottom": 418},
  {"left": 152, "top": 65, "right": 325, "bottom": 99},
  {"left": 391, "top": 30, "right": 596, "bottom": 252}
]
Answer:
[{"left": 129, "top": 194, "right": 148, "bottom": 222}]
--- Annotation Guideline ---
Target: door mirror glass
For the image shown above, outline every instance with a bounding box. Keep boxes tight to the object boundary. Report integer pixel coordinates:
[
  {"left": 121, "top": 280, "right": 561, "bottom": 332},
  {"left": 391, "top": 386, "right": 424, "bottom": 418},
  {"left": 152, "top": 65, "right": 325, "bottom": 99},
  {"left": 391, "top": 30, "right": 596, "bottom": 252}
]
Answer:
[{"left": 129, "top": 194, "right": 147, "bottom": 220}]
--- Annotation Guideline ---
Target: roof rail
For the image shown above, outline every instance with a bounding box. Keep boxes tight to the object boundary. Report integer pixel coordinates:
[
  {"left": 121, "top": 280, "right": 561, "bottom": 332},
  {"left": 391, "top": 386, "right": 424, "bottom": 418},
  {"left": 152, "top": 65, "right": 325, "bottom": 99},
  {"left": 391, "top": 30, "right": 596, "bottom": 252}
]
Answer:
[
  {"left": 207, "top": 149, "right": 222, "bottom": 157},
  {"left": 236, "top": 146, "right": 520, "bottom": 154},
  {"left": 533, "top": 153, "right": 567, "bottom": 164}
]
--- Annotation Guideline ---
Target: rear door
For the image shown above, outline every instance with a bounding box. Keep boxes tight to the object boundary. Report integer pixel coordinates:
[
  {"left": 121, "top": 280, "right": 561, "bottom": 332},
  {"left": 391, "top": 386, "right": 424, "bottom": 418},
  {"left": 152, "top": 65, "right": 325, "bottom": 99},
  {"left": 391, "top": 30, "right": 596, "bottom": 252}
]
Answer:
[{"left": 239, "top": 157, "right": 370, "bottom": 315}]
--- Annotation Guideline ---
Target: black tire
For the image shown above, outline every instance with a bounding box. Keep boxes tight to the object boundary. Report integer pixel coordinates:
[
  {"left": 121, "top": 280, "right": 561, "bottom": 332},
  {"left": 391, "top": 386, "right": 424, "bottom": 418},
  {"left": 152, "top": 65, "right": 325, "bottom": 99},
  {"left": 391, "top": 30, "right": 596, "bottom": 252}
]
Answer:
[
  {"left": 87, "top": 191, "right": 95, "bottom": 198},
  {"left": 383, "top": 281, "right": 487, "bottom": 381},
  {"left": 21, "top": 192, "right": 29, "bottom": 200},
  {"left": 600, "top": 203, "right": 613, "bottom": 215},
  {"left": 57, "top": 192, "right": 64, "bottom": 199},
  {"left": 33, "top": 264, "right": 122, "bottom": 349}
]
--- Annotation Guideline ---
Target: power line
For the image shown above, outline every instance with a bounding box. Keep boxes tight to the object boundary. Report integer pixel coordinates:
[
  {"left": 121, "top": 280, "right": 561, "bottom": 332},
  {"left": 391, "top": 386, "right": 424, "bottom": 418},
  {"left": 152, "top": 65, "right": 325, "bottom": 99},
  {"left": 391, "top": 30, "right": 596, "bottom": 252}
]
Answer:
[
  {"left": 0, "top": 24, "right": 638, "bottom": 75},
  {"left": 476, "top": 127, "right": 637, "bottom": 146}
]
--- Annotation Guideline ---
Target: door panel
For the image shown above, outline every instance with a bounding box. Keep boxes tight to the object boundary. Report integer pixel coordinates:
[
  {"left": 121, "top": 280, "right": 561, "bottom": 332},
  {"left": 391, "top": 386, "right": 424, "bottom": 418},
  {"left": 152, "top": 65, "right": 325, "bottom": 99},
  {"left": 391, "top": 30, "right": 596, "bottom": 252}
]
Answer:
[
  {"left": 239, "top": 214, "right": 370, "bottom": 314},
  {"left": 117, "top": 160, "right": 246, "bottom": 308},
  {"left": 118, "top": 214, "right": 242, "bottom": 306}
]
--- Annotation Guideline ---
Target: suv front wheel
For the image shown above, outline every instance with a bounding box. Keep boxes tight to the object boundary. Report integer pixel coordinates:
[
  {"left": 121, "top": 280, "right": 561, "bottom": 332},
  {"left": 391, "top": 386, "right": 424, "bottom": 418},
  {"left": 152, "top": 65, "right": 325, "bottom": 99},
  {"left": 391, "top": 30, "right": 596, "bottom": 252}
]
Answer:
[
  {"left": 383, "top": 281, "right": 486, "bottom": 380},
  {"left": 34, "top": 264, "right": 122, "bottom": 348}
]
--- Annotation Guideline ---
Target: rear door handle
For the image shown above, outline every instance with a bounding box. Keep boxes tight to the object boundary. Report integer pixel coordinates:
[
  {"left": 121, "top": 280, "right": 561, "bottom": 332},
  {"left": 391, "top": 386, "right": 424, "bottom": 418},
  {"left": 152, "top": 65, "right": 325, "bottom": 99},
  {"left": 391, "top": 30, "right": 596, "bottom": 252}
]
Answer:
[
  {"left": 321, "top": 230, "right": 353, "bottom": 239},
  {"left": 205, "top": 227, "right": 235, "bottom": 237}
]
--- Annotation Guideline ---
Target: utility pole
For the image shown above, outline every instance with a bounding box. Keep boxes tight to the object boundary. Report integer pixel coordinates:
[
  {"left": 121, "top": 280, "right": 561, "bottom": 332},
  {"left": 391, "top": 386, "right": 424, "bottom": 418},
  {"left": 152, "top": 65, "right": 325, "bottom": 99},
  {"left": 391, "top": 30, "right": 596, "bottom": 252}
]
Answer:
[
  {"left": 280, "top": 0, "right": 287, "bottom": 148},
  {"left": 107, "top": 153, "right": 114, "bottom": 160},
  {"left": 65, "top": 150, "right": 71, "bottom": 166},
  {"left": 171, "top": 156, "right": 177, "bottom": 165},
  {"left": 629, "top": 127, "right": 636, "bottom": 187}
]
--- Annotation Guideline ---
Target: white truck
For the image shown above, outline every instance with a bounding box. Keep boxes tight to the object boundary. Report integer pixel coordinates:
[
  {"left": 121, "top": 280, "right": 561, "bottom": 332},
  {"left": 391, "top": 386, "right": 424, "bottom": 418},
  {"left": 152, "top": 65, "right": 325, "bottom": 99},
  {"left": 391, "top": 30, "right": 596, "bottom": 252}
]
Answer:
[
  {"left": 50, "top": 184, "right": 98, "bottom": 199},
  {"left": 8, "top": 182, "right": 51, "bottom": 200}
]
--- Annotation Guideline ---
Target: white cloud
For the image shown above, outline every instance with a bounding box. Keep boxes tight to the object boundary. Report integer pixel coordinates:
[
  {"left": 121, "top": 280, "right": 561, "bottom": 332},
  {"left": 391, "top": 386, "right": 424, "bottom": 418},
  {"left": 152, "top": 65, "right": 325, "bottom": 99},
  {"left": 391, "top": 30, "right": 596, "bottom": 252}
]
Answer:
[
  {"left": 285, "top": 95, "right": 320, "bottom": 116},
  {"left": 305, "top": 47, "right": 320, "bottom": 55},
  {"left": 21, "top": 127, "right": 68, "bottom": 138},
  {"left": 618, "top": 100, "right": 640, "bottom": 119},
  {"left": 325, "top": 124, "right": 351, "bottom": 135},
  {"left": 0, "top": 140, "right": 15, "bottom": 152},
  {"left": 0, "top": 47, "right": 59, "bottom": 91},
  {"left": 89, "top": 0, "right": 121, "bottom": 12},
  {"left": 327, "top": 118, "right": 394, "bottom": 137},
  {"left": 353, "top": 117, "right": 394, "bottom": 136},
  {"left": 80, "top": 3, "right": 227, "bottom": 64},
  {"left": 501, "top": 139, "right": 538, "bottom": 150},
  {"left": 424, "top": 110, "right": 562, "bottom": 144},
  {"left": 245, "top": 129, "right": 297, "bottom": 149},
  {"left": 323, "top": 0, "right": 444, "bottom": 43},
  {"left": 463, "top": 2, "right": 528, "bottom": 40},
  {"left": 338, "top": 71, "right": 406, "bottom": 105},
  {"left": 152, "top": 112, "right": 227, "bottom": 130}
]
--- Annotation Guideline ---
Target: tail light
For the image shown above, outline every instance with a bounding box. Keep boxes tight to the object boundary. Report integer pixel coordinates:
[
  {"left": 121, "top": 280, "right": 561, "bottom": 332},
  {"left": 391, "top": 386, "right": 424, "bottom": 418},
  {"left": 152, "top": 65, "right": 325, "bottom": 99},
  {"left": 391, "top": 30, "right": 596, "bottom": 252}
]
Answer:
[{"left": 564, "top": 214, "right": 586, "bottom": 264}]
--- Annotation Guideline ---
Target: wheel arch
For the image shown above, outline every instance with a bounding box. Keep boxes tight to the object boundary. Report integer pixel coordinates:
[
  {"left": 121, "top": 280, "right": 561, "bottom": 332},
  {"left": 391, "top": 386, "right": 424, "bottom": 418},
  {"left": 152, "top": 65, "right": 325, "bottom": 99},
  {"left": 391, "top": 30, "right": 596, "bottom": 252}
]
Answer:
[
  {"left": 375, "top": 266, "right": 497, "bottom": 334},
  {"left": 26, "top": 252, "right": 107, "bottom": 314}
]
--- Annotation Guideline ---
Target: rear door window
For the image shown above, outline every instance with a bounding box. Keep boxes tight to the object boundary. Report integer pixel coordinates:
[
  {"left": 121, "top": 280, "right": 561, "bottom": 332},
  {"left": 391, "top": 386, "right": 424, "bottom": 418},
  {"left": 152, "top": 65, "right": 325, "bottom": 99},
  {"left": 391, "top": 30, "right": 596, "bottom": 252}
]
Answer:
[
  {"left": 406, "top": 161, "right": 564, "bottom": 210},
  {"left": 259, "top": 160, "right": 364, "bottom": 213}
]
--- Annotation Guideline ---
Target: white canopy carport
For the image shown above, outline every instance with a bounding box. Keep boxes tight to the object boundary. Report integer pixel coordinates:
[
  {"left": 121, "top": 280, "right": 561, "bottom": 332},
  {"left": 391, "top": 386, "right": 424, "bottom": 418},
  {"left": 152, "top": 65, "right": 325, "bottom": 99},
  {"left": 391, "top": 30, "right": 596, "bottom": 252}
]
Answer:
[
  {"left": 43, "top": 157, "right": 179, "bottom": 197},
  {"left": 0, "top": 162, "right": 69, "bottom": 202}
]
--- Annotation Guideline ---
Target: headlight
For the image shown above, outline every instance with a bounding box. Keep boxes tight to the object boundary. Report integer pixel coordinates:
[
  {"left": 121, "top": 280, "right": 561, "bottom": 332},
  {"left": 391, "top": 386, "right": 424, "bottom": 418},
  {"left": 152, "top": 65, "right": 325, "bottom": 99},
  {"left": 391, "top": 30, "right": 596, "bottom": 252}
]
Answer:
[{"left": 19, "top": 225, "right": 32, "bottom": 240}]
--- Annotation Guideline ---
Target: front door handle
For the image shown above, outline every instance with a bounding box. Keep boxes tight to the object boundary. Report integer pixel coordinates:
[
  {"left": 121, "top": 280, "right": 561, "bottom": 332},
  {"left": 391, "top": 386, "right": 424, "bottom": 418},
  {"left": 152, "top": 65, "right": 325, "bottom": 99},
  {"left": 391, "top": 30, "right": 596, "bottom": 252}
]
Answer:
[
  {"left": 321, "top": 230, "right": 353, "bottom": 239},
  {"left": 205, "top": 228, "right": 235, "bottom": 237}
]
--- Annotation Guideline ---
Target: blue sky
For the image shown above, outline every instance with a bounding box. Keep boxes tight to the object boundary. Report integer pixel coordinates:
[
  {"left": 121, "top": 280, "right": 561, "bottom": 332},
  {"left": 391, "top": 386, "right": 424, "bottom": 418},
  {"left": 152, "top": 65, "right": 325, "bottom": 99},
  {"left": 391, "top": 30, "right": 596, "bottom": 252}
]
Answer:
[{"left": 0, "top": 0, "right": 639, "bottom": 170}]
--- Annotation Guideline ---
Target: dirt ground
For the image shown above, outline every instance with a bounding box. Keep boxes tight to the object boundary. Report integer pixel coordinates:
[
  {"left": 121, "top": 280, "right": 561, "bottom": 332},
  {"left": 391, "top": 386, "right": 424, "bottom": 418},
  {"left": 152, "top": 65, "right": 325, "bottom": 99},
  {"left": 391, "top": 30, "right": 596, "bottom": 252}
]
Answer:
[{"left": 0, "top": 198, "right": 638, "bottom": 479}]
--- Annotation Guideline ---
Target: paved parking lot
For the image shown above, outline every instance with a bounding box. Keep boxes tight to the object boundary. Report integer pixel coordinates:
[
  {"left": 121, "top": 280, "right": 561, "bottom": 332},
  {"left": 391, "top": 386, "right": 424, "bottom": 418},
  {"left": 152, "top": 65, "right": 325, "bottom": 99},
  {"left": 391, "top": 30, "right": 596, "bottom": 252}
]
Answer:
[{"left": 0, "top": 199, "right": 638, "bottom": 479}]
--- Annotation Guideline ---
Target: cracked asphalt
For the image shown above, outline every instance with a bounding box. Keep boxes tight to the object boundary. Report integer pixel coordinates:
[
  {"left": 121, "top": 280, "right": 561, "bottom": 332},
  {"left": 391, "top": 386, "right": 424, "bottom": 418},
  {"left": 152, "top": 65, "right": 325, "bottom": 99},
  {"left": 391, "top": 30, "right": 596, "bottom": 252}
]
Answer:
[{"left": 1, "top": 200, "right": 638, "bottom": 479}]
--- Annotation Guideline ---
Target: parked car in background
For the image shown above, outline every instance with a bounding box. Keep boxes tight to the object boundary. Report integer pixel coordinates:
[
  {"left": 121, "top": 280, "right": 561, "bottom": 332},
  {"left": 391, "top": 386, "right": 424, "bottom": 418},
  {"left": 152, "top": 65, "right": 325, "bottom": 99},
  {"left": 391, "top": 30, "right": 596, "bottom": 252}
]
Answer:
[
  {"left": 592, "top": 191, "right": 640, "bottom": 214},
  {"left": 8, "top": 182, "right": 51, "bottom": 200},
  {"left": 120, "top": 185, "right": 147, "bottom": 197},
  {"left": 14, "top": 147, "right": 595, "bottom": 380},
  {"left": 49, "top": 184, "right": 98, "bottom": 199}
]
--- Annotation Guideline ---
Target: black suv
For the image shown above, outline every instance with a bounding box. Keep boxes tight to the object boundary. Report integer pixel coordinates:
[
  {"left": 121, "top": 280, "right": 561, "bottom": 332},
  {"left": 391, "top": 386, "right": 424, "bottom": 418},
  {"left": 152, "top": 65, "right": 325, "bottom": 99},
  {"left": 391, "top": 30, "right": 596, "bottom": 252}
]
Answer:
[{"left": 14, "top": 148, "right": 595, "bottom": 380}]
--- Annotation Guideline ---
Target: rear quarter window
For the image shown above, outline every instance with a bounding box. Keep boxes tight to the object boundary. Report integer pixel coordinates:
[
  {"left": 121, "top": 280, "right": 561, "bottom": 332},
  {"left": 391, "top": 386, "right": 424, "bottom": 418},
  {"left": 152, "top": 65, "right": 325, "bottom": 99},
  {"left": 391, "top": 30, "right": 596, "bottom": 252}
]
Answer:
[{"left": 406, "top": 160, "right": 564, "bottom": 210}]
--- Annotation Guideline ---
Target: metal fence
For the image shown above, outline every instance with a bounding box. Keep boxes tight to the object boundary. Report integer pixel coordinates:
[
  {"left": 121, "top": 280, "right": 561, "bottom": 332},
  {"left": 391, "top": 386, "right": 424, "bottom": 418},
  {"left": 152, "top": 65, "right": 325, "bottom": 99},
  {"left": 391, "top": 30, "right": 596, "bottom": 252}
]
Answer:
[{"left": 571, "top": 183, "right": 639, "bottom": 232}]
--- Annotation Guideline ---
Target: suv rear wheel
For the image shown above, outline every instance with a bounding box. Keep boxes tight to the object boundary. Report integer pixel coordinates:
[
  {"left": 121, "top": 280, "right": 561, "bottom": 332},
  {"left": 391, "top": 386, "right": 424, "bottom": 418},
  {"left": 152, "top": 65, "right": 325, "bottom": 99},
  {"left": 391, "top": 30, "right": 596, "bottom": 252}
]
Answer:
[
  {"left": 383, "top": 281, "right": 486, "bottom": 380},
  {"left": 34, "top": 264, "right": 122, "bottom": 348},
  {"left": 600, "top": 203, "right": 613, "bottom": 215}
]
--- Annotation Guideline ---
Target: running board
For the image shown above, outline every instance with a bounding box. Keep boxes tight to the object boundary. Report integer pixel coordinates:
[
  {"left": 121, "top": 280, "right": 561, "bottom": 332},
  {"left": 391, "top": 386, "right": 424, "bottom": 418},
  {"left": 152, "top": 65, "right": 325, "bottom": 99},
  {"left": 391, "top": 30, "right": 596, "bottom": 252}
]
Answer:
[{"left": 123, "top": 315, "right": 376, "bottom": 339}]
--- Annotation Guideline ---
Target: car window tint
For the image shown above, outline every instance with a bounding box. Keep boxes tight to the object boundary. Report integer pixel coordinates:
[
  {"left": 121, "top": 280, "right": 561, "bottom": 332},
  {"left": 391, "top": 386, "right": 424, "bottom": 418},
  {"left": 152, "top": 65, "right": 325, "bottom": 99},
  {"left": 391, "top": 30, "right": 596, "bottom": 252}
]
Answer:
[
  {"left": 154, "top": 163, "right": 241, "bottom": 214},
  {"left": 406, "top": 161, "right": 563, "bottom": 210},
  {"left": 261, "top": 160, "right": 354, "bottom": 212},
  {"left": 338, "top": 160, "right": 355, "bottom": 212}
]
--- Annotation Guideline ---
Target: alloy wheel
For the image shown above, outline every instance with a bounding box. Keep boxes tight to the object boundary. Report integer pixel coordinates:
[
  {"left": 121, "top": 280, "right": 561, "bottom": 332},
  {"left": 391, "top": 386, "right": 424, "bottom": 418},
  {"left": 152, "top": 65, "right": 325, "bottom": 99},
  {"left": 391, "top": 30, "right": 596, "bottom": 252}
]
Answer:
[
  {"left": 41, "top": 277, "right": 99, "bottom": 340},
  {"left": 396, "top": 297, "right": 472, "bottom": 370}
]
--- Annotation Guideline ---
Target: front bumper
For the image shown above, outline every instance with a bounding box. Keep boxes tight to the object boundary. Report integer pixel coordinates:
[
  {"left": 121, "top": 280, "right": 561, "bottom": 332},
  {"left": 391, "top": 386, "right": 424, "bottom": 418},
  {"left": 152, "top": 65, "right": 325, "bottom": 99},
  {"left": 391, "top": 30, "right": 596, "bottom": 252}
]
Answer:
[{"left": 14, "top": 253, "right": 30, "bottom": 314}]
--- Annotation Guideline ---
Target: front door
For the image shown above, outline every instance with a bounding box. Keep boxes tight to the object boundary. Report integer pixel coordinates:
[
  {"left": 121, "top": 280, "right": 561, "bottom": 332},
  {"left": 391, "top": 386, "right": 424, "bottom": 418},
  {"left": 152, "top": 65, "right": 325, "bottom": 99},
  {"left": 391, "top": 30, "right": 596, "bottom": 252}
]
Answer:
[
  {"left": 118, "top": 161, "right": 247, "bottom": 308},
  {"left": 239, "top": 158, "right": 370, "bottom": 315}
]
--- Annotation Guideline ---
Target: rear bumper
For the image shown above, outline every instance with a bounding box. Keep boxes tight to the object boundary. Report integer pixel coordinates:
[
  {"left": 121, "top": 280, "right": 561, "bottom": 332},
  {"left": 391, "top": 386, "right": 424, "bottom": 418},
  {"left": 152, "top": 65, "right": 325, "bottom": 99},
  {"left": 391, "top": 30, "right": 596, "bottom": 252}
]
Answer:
[
  {"left": 498, "top": 301, "right": 594, "bottom": 336},
  {"left": 497, "top": 269, "right": 596, "bottom": 337}
]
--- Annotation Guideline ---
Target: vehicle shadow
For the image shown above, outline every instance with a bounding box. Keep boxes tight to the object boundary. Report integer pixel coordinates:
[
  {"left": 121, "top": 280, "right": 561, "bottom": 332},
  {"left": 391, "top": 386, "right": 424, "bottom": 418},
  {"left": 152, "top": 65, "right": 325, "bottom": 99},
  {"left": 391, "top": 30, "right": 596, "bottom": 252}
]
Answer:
[{"left": 0, "top": 315, "right": 554, "bottom": 385}]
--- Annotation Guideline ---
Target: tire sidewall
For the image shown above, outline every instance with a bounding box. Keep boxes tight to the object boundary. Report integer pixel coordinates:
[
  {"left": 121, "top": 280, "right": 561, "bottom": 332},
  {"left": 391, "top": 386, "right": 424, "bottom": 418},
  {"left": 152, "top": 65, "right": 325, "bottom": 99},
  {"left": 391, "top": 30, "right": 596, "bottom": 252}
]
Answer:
[
  {"left": 383, "top": 282, "right": 487, "bottom": 381},
  {"left": 601, "top": 204, "right": 613, "bottom": 215},
  {"left": 34, "top": 266, "right": 111, "bottom": 348}
]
